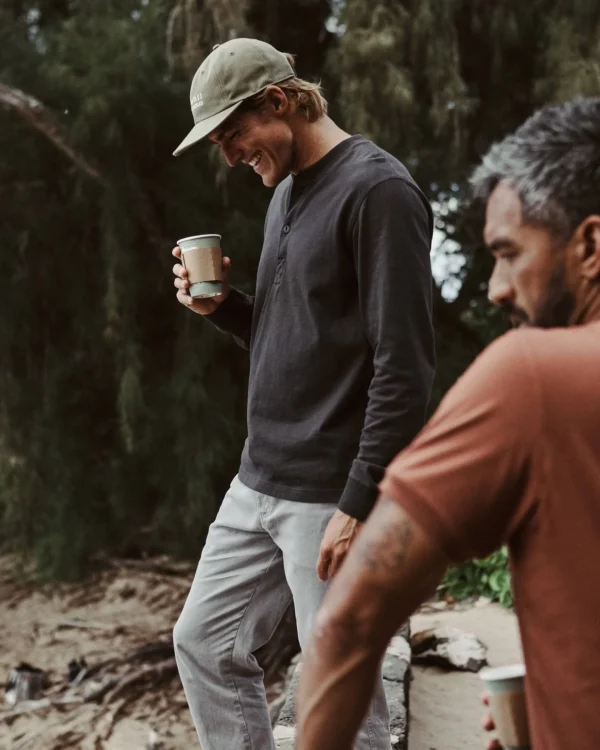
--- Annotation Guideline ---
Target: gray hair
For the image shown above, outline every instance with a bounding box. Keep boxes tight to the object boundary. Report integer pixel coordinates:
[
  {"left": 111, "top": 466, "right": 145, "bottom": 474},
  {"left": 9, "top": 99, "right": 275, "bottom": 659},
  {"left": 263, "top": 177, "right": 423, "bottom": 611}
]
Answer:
[{"left": 471, "top": 97, "right": 600, "bottom": 241}]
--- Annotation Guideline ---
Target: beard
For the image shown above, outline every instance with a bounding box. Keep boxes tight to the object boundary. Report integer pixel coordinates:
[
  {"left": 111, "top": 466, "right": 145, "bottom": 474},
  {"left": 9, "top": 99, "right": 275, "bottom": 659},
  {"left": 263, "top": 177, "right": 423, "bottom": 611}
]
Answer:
[
  {"left": 501, "top": 261, "right": 576, "bottom": 329},
  {"left": 533, "top": 261, "right": 576, "bottom": 328}
]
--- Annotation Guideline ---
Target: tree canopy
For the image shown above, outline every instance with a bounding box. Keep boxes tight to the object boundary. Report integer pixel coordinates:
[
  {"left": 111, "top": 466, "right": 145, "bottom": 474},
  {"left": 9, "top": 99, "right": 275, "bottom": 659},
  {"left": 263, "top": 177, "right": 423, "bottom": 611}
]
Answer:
[{"left": 1, "top": 0, "right": 598, "bottom": 578}]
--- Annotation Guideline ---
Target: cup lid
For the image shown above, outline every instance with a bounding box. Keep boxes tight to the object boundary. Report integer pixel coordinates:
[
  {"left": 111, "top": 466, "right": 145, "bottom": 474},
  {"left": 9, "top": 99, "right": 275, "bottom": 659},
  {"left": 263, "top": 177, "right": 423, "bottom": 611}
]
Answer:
[
  {"left": 177, "top": 233, "right": 222, "bottom": 244},
  {"left": 479, "top": 664, "right": 526, "bottom": 682}
]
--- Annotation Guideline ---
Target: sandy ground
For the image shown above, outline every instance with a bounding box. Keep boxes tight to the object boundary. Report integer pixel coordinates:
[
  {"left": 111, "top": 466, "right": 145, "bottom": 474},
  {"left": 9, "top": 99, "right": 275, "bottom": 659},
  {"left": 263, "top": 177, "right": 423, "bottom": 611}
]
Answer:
[
  {"left": 409, "top": 602, "right": 523, "bottom": 750},
  {"left": 0, "top": 557, "right": 198, "bottom": 750},
  {"left": 0, "top": 556, "right": 521, "bottom": 750}
]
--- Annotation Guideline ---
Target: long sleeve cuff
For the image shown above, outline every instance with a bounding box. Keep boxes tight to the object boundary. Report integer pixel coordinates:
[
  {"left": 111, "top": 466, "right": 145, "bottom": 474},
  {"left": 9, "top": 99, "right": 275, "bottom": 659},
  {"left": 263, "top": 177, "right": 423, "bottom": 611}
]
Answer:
[
  {"left": 338, "top": 475, "right": 380, "bottom": 522},
  {"left": 205, "top": 287, "right": 253, "bottom": 347}
]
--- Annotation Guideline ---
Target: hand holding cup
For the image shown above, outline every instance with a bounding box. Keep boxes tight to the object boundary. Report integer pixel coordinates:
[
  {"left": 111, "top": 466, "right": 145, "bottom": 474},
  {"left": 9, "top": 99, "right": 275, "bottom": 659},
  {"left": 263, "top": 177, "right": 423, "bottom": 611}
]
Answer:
[
  {"left": 479, "top": 665, "right": 530, "bottom": 750},
  {"left": 482, "top": 694, "right": 504, "bottom": 750},
  {"left": 172, "top": 243, "right": 231, "bottom": 315}
]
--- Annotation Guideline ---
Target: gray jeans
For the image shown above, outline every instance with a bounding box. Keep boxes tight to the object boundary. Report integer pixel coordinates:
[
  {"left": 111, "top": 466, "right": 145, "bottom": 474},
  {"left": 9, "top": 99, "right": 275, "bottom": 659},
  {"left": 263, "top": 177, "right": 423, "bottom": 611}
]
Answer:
[{"left": 174, "top": 475, "right": 391, "bottom": 749}]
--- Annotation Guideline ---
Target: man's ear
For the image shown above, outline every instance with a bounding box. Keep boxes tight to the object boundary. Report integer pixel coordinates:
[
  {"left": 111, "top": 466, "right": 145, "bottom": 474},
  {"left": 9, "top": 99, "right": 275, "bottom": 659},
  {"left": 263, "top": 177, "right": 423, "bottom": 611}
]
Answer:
[
  {"left": 264, "top": 86, "right": 290, "bottom": 116},
  {"left": 577, "top": 217, "right": 600, "bottom": 281}
]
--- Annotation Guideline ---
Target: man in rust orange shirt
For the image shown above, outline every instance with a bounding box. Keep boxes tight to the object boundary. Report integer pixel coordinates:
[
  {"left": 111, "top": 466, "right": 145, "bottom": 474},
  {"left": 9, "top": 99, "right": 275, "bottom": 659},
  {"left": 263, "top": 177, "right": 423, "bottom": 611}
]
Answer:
[{"left": 296, "top": 96, "right": 600, "bottom": 750}]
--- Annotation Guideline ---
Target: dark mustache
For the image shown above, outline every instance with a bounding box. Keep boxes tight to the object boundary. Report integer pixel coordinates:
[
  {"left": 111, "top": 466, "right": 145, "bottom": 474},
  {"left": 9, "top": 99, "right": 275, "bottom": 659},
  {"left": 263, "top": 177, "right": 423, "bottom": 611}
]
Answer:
[{"left": 500, "top": 303, "right": 529, "bottom": 324}]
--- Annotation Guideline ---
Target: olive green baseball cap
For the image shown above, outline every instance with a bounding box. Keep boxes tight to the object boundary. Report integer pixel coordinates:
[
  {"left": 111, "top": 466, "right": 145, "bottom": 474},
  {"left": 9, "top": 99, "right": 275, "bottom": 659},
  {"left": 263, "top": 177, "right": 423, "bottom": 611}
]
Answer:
[{"left": 173, "top": 38, "right": 295, "bottom": 157}]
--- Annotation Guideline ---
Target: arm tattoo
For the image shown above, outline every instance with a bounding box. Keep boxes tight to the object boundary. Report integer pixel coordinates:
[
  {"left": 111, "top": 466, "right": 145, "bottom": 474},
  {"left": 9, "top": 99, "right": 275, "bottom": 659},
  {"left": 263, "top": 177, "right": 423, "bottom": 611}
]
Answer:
[{"left": 357, "top": 503, "right": 414, "bottom": 574}]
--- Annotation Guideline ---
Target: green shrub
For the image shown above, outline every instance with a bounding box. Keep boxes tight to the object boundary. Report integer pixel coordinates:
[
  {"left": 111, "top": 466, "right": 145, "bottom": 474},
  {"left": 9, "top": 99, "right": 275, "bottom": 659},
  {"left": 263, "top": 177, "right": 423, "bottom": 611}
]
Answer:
[{"left": 438, "top": 548, "right": 513, "bottom": 608}]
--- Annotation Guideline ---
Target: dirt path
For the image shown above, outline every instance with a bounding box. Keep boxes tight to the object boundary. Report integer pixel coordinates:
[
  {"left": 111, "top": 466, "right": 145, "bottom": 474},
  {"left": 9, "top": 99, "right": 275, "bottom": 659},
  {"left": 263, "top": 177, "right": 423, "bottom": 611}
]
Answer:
[
  {"left": 0, "top": 556, "right": 521, "bottom": 750},
  {"left": 409, "top": 603, "right": 523, "bottom": 750},
  {"left": 0, "top": 557, "right": 198, "bottom": 750}
]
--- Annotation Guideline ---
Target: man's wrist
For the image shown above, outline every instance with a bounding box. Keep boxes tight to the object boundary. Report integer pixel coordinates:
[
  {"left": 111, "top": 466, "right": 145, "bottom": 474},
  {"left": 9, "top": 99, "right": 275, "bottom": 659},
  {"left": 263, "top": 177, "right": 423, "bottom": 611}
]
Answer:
[{"left": 338, "top": 476, "right": 378, "bottom": 522}]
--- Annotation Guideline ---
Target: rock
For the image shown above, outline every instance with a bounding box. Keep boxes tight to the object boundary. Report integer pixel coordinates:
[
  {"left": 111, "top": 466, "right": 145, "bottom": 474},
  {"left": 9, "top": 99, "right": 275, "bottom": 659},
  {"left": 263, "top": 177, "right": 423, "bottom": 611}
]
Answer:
[
  {"left": 383, "top": 636, "right": 411, "bottom": 748},
  {"left": 386, "top": 635, "right": 412, "bottom": 666},
  {"left": 274, "top": 634, "right": 412, "bottom": 750},
  {"left": 274, "top": 724, "right": 296, "bottom": 748},
  {"left": 269, "top": 654, "right": 301, "bottom": 727},
  {"left": 268, "top": 689, "right": 287, "bottom": 728},
  {"left": 411, "top": 626, "right": 488, "bottom": 672},
  {"left": 274, "top": 662, "right": 301, "bottom": 728}
]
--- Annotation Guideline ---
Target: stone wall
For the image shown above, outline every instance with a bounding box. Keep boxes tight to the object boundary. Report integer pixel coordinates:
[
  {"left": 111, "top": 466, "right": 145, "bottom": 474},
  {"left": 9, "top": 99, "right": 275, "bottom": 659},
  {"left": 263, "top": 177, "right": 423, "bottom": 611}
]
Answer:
[{"left": 272, "top": 626, "right": 411, "bottom": 749}]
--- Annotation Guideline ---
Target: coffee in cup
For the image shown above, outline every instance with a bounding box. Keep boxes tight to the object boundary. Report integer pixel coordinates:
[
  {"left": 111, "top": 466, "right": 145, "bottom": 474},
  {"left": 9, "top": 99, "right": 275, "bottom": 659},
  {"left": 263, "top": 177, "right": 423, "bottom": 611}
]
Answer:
[
  {"left": 479, "top": 664, "right": 530, "bottom": 750},
  {"left": 177, "top": 234, "right": 223, "bottom": 299}
]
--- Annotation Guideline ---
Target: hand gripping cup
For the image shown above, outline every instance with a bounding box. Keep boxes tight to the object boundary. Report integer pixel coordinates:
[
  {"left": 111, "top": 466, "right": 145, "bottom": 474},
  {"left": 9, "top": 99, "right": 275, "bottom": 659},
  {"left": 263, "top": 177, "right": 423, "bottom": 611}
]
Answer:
[
  {"left": 177, "top": 234, "right": 223, "bottom": 299},
  {"left": 479, "top": 664, "right": 530, "bottom": 750}
]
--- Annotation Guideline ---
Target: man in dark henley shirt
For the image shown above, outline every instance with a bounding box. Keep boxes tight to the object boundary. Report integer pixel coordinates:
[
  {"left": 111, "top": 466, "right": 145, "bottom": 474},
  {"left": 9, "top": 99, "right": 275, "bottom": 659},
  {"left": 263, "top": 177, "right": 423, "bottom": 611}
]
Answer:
[{"left": 171, "top": 38, "right": 435, "bottom": 750}]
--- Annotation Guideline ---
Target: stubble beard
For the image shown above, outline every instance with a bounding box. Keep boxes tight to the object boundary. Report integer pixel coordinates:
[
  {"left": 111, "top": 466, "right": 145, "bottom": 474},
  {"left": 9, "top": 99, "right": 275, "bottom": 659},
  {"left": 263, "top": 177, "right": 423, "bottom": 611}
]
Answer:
[{"left": 533, "top": 261, "right": 576, "bottom": 328}]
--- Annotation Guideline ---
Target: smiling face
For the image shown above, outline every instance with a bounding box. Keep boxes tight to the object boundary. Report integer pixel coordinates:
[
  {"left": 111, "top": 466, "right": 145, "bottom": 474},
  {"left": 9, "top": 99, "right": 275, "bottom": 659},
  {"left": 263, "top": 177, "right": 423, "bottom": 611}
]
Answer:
[
  {"left": 209, "top": 89, "right": 297, "bottom": 187},
  {"left": 484, "top": 181, "right": 578, "bottom": 328}
]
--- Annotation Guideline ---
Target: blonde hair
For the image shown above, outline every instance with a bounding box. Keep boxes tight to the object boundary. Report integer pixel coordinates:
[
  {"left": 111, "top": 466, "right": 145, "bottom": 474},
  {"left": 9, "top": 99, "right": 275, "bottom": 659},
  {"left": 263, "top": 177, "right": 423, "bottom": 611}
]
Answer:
[{"left": 243, "top": 53, "right": 328, "bottom": 122}]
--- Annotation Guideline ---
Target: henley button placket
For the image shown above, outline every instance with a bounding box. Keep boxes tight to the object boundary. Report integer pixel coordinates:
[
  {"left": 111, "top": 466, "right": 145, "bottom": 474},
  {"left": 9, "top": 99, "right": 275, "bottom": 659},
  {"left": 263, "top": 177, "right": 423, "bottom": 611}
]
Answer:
[{"left": 273, "top": 221, "right": 291, "bottom": 287}]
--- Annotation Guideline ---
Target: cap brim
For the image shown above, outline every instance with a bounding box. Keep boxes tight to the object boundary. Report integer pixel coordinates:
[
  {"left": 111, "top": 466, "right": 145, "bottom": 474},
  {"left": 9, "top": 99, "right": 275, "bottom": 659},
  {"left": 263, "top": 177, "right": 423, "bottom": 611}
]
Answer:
[{"left": 173, "top": 101, "right": 243, "bottom": 157}]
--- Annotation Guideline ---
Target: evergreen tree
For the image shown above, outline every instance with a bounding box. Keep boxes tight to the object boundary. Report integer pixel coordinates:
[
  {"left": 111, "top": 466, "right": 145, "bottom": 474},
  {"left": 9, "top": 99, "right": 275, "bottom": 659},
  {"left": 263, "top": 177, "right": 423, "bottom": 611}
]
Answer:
[
  {"left": 1, "top": 0, "right": 599, "bottom": 578},
  {"left": 330, "top": 0, "right": 600, "bottom": 401}
]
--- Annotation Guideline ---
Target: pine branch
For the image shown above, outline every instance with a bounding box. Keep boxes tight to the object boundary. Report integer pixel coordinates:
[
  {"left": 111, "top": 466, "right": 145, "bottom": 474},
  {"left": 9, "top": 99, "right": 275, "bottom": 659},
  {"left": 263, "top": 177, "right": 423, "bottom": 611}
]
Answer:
[{"left": 0, "top": 81, "right": 108, "bottom": 187}]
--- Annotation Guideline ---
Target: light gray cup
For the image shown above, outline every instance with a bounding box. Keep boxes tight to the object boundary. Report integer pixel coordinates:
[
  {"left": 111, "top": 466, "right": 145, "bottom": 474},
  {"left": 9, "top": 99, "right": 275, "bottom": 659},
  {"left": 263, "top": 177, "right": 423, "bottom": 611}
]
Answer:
[
  {"left": 177, "top": 234, "right": 223, "bottom": 299},
  {"left": 479, "top": 664, "right": 530, "bottom": 750}
]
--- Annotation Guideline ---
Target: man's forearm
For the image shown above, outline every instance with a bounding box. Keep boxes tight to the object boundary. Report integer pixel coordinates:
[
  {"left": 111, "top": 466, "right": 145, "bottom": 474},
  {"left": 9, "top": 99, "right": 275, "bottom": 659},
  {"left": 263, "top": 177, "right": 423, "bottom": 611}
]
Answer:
[
  {"left": 296, "top": 616, "right": 387, "bottom": 750},
  {"left": 338, "top": 390, "right": 432, "bottom": 522},
  {"left": 297, "top": 496, "right": 448, "bottom": 749},
  {"left": 205, "top": 287, "right": 254, "bottom": 349}
]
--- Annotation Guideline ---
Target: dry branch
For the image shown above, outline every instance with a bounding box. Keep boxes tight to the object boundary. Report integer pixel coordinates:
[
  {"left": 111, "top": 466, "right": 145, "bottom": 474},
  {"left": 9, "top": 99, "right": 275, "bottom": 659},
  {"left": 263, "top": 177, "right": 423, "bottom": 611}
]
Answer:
[
  {"left": 108, "top": 557, "right": 195, "bottom": 578},
  {"left": 102, "top": 657, "right": 177, "bottom": 704},
  {"left": 0, "top": 698, "right": 52, "bottom": 723},
  {"left": 56, "top": 618, "right": 120, "bottom": 632},
  {"left": 0, "top": 81, "right": 170, "bottom": 254},
  {"left": 0, "top": 694, "right": 89, "bottom": 724},
  {"left": 83, "top": 676, "right": 122, "bottom": 703},
  {"left": 95, "top": 697, "right": 128, "bottom": 741},
  {"left": 0, "top": 81, "right": 107, "bottom": 186}
]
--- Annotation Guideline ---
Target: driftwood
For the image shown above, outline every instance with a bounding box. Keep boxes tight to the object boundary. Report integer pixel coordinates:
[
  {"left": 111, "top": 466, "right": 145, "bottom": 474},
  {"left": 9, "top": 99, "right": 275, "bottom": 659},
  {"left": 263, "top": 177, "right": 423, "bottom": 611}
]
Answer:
[{"left": 56, "top": 618, "right": 119, "bottom": 632}]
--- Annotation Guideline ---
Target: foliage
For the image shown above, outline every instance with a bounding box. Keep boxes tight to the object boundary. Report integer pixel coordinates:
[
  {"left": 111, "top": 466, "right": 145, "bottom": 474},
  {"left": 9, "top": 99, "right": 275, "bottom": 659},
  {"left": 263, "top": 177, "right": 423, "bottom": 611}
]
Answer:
[
  {"left": 0, "top": 0, "right": 599, "bottom": 579},
  {"left": 439, "top": 549, "right": 513, "bottom": 609}
]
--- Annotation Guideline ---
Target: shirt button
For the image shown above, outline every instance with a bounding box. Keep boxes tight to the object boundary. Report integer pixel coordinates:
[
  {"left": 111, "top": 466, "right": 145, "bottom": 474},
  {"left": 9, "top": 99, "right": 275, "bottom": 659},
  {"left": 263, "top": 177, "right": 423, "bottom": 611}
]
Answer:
[{"left": 283, "top": 224, "right": 290, "bottom": 234}]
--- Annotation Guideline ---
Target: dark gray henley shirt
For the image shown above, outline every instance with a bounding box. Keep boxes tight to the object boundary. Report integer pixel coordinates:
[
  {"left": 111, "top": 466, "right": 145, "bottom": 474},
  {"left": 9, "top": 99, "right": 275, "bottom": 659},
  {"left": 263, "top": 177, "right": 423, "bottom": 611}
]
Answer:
[{"left": 207, "top": 135, "right": 436, "bottom": 520}]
